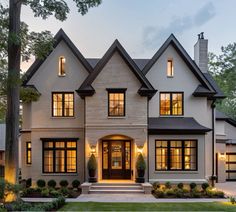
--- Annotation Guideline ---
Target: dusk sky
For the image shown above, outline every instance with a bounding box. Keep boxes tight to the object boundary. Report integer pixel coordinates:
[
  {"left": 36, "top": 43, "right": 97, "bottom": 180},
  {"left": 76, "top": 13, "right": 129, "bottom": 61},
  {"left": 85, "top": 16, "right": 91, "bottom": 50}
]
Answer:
[{"left": 4, "top": 0, "right": 236, "bottom": 69}]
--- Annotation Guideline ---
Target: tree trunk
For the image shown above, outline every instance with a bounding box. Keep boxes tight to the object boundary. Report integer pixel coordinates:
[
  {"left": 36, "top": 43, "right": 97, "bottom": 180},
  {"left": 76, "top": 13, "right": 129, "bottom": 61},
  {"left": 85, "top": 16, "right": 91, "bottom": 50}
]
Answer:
[{"left": 5, "top": 0, "right": 22, "bottom": 185}]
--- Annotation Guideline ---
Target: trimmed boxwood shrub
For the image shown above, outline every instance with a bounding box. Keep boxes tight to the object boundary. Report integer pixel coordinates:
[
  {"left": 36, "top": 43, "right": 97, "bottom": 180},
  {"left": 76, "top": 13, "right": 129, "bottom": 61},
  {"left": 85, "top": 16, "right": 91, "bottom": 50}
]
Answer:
[
  {"left": 190, "top": 182, "right": 197, "bottom": 190},
  {"left": 165, "top": 181, "right": 172, "bottom": 189},
  {"left": 72, "top": 180, "right": 80, "bottom": 189},
  {"left": 60, "top": 180, "right": 69, "bottom": 187},
  {"left": 41, "top": 188, "right": 49, "bottom": 197},
  {"left": 177, "top": 183, "right": 184, "bottom": 189},
  {"left": 36, "top": 179, "right": 46, "bottom": 188},
  {"left": 48, "top": 179, "right": 57, "bottom": 188},
  {"left": 201, "top": 182, "right": 209, "bottom": 191},
  {"left": 153, "top": 189, "right": 165, "bottom": 198},
  {"left": 26, "top": 178, "right": 32, "bottom": 188},
  {"left": 153, "top": 181, "right": 160, "bottom": 190}
]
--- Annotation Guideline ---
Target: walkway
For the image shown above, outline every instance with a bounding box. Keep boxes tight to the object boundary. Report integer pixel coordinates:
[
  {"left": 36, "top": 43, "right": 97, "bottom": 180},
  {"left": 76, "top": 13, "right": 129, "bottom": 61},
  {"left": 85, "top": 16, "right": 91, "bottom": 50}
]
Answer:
[
  {"left": 216, "top": 182, "right": 236, "bottom": 197},
  {"left": 22, "top": 195, "right": 227, "bottom": 203}
]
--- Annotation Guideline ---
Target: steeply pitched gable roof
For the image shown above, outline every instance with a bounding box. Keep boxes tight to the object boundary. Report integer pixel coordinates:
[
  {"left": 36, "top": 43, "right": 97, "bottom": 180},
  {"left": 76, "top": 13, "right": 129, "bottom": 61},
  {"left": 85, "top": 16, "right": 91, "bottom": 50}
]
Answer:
[
  {"left": 22, "top": 29, "right": 93, "bottom": 86},
  {"left": 77, "top": 39, "right": 157, "bottom": 99},
  {"left": 142, "top": 34, "right": 216, "bottom": 95}
]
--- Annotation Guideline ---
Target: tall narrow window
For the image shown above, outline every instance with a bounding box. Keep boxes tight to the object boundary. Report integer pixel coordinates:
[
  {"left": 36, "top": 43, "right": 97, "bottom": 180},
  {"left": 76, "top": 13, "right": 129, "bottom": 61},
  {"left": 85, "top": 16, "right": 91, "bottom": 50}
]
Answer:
[
  {"left": 167, "top": 59, "right": 174, "bottom": 77},
  {"left": 59, "top": 56, "right": 66, "bottom": 76},
  {"left": 155, "top": 140, "right": 197, "bottom": 171},
  {"left": 26, "top": 142, "right": 32, "bottom": 164},
  {"left": 155, "top": 141, "right": 168, "bottom": 170},
  {"left": 52, "top": 92, "right": 74, "bottom": 117},
  {"left": 107, "top": 89, "right": 126, "bottom": 117},
  {"left": 43, "top": 140, "right": 77, "bottom": 173},
  {"left": 160, "top": 92, "right": 183, "bottom": 116}
]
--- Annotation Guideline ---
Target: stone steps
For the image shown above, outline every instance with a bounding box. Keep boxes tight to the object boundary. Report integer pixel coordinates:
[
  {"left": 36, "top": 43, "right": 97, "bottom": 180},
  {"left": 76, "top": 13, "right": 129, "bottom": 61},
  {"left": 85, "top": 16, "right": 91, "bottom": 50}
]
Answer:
[{"left": 89, "top": 183, "right": 145, "bottom": 194}]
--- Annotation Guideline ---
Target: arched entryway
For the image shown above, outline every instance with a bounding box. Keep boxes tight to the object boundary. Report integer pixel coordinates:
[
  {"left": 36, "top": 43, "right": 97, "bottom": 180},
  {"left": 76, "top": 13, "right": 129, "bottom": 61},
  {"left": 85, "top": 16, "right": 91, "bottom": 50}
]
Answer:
[{"left": 99, "top": 135, "right": 133, "bottom": 180}]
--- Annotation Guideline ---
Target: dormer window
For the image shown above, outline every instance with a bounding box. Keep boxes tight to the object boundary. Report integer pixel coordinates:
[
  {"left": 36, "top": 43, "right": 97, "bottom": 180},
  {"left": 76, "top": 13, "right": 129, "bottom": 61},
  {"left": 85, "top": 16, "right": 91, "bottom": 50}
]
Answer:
[
  {"left": 59, "top": 56, "right": 66, "bottom": 76},
  {"left": 167, "top": 59, "right": 174, "bottom": 77}
]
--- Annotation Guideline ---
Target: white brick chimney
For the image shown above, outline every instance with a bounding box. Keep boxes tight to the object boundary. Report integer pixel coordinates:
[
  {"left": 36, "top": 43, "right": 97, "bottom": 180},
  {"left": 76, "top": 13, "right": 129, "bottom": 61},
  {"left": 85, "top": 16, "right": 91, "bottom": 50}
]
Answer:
[{"left": 194, "top": 32, "right": 208, "bottom": 73}]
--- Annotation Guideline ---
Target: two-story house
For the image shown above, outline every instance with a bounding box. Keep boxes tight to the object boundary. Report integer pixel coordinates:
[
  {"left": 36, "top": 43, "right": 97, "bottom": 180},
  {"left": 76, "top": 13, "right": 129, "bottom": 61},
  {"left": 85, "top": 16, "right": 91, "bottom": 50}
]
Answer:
[{"left": 20, "top": 29, "right": 226, "bottom": 186}]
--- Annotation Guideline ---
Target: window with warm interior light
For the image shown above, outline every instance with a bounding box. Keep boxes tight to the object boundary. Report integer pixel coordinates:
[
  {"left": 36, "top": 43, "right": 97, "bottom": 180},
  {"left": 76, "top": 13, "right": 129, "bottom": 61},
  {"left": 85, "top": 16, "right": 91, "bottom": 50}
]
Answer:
[
  {"left": 107, "top": 89, "right": 126, "bottom": 117},
  {"left": 26, "top": 142, "right": 32, "bottom": 164},
  {"left": 155, "top": 140, "right": 197, "bottom": 171},
  {"left": 59, "top": 56, "right": 66, "bottom": 76},
  {"left": 52, "top": 92, "right": 74, "bottom": 117},
  {"left": 167, "top": 59, "right": 174, "bottom": 77},
  {"left": 160, "top": 92, "right": 183, "bottom": 115},
  {"left": 43, "top": 140, "right": 77, "bottom": 173}
]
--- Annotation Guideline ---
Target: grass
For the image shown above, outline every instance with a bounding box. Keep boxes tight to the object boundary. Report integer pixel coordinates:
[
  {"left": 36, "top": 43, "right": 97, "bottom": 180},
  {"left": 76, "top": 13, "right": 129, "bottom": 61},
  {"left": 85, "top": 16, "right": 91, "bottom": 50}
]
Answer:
[{"left": 59, "top": 202, "right": 236, "bottom": 211}]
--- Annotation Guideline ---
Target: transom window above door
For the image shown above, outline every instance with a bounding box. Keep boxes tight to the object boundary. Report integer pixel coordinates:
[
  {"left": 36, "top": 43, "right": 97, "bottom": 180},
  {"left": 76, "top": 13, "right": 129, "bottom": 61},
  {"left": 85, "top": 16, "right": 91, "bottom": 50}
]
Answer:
[
  {"left": 160, "top": 92, "right": 183, "bottom": 116},
  {"left": 107, "top": 88, "right": 126, "bottom": 117},
  {"left": 52, "top": 92, "right": 74, "bottom": 117}
]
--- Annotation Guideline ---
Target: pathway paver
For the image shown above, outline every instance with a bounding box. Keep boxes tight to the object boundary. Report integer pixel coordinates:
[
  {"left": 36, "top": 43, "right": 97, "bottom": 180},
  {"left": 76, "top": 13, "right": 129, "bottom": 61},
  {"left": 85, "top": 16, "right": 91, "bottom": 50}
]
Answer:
[{"left": 216, "top": 182, "right": 236, "bottom": 197}]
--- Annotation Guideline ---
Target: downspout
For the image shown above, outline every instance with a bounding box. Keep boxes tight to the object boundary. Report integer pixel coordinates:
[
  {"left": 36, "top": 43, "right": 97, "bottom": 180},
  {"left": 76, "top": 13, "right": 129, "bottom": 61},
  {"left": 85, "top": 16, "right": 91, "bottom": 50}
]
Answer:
[
  {"left": 147, "top": 99, "right": 149, "bottom": 182},
  {"left": 84, "top": 98, "right": 86, "bottom": 182},
  {"left": 211, "top": 100, "right": 216, "bottom": 187}
]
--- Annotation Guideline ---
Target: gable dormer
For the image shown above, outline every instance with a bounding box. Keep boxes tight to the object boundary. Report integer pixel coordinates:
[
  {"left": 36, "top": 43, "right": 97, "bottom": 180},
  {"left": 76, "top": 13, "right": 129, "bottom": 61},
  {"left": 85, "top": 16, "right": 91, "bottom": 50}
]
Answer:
[{"left": 76, "top": 40, "right": 156, "bottom": 99}]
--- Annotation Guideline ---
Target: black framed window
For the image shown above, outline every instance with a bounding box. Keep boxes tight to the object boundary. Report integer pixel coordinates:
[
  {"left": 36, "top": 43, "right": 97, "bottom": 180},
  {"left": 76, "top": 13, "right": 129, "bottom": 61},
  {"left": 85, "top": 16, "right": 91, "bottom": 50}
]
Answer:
[
  {"left": 43, "top": 140, "right": 77, "bottom": 173},
  {"left": 26, "top": 142, "right": 32, "bottom": 164},
  {"left": 107, "top": 88, "right": 126, "bottom": 117},
  {"left": 160, "top": 92, "right": 183, "bottom": 116},
  {"left": 59, "top": 56, "right": 66, "bottom": 76},
  {"left": 52, "top": 92, "right": 74, "bottom": 117},
  {"left": 155, "top": 140, "right": 197, "bottom": 171}
]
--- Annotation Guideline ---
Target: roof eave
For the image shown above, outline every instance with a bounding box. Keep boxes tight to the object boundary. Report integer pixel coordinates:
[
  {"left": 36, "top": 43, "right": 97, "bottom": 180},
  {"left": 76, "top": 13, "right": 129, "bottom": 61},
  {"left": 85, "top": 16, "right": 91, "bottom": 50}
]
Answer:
[{"left": 148, "top": 128, "right": 211, "bottom": 135}]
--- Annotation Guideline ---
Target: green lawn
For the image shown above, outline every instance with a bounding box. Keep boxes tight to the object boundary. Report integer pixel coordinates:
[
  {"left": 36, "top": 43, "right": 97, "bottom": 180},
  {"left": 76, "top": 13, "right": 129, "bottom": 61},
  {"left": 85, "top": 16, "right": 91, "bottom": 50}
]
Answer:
[{"left": 59, "top": 202, "right": 236, "bottom": 211}]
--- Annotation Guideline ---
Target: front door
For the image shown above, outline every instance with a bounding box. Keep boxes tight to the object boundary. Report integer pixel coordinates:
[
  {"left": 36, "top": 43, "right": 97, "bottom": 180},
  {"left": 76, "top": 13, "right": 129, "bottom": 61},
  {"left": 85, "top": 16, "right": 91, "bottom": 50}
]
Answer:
[{"left": 102, "top": 140, "right": 131, "bottom": 179}]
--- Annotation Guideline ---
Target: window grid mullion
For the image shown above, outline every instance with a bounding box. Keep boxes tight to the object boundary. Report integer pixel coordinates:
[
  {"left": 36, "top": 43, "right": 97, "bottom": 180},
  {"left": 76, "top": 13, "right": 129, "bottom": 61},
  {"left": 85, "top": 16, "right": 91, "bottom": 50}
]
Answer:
[
  {"left": 182, "top": 141, "right": 185, "bottom": 170},
  {"left": 167, "top": 141, "right": 170, "bottom": 170}
]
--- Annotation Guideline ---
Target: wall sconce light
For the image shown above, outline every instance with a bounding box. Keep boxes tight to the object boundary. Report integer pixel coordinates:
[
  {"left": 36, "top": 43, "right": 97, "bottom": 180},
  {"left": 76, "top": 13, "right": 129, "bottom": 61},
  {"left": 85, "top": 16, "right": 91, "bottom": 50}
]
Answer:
[
  {"left": 219, "top": 152, "right": 226, "bottom": 160},
  {"left": 137, "top": 145, "right": 143, "bottom": 154},
  {"left": 90, "top": 145, "right": 96, "bottom": 154}
]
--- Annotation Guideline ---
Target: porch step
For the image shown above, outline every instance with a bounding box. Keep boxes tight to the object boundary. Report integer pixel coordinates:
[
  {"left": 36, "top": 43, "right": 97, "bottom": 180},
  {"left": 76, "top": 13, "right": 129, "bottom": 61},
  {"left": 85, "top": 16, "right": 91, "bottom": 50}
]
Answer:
[{"left": 89, "top": 183, "right": 145, "bottom": 194}]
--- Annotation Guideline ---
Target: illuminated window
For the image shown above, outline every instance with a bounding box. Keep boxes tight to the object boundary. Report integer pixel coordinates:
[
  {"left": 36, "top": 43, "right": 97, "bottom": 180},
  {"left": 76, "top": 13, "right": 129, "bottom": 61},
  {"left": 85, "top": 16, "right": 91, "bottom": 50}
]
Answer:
[
  {"left": 160, "top": 92, "right": 183, "bottom": 115},
  {"left": 43, "top": 140, "right": 77, "bottom": 173},
  {"left": 59, "top": 56, "right": 66, "bottom": 76},
  {"left": 52, "top": 92, "right": 74, "bottom": 117},
  {"left": 26, "top": 142, "right": 32, "bottom": 165},
  {"left": 167, "top": 59, "right": 174, "bottom": 77},
  {"left": 155, "top": 140, "right": 197, "bottom": 171},
  {"left": 107, "top": 89, "right": 126, "bottom": 117}
]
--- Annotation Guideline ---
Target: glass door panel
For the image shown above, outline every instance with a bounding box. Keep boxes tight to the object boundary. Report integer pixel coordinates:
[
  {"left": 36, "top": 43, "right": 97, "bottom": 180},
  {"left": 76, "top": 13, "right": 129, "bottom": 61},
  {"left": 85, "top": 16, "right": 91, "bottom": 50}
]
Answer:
[
  {"left": 111, "top": 141, "right": 122, "bottom": 169},
  {"left": 125, "top": 141, "right": 130, "bottom": 169}
]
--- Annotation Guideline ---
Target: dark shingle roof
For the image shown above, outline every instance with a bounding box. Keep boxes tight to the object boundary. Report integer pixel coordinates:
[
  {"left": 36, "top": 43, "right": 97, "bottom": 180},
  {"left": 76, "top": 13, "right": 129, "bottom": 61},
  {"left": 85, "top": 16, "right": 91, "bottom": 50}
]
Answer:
[
  {"left": 203, "top": 73, "right": 225, "bottom": 98},
  {"left": 216, "top": 110, "right": 236, "bottom": 127},
  {"left": 148, "top": 117, "right": 211, "bottom": 134},
  {"left": 87, "top": 58, "right": 150, "bottom": 70},
  {"left": 193, "top": 85, "right": 215, "bottom": 97}
]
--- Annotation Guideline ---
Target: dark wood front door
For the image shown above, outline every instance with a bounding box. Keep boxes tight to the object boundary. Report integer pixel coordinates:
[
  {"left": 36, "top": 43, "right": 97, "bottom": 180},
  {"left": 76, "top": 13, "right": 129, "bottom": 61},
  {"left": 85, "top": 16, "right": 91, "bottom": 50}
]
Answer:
[{"left": 102, "top": 140, "right": 131, "bottom": 179}]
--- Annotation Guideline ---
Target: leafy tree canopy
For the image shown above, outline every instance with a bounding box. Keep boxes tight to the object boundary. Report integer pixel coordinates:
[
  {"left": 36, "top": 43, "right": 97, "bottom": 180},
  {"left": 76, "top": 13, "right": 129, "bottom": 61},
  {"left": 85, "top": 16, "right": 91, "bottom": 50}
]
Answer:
[
  {"left": 0, "top": 3, "right": 54, "bottom": 122},
  {"left": 209, "top": 43, "right": 236, "bottom": 119}
]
